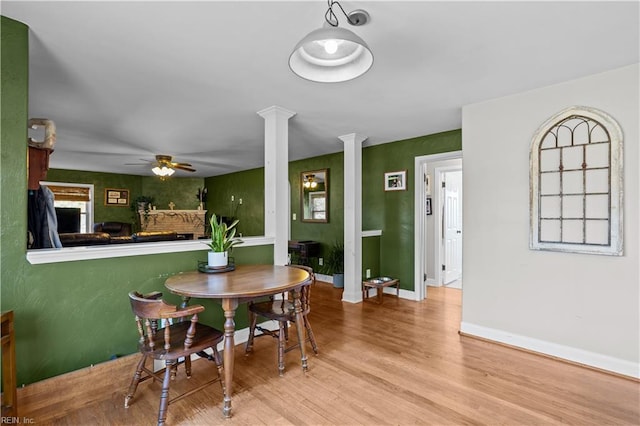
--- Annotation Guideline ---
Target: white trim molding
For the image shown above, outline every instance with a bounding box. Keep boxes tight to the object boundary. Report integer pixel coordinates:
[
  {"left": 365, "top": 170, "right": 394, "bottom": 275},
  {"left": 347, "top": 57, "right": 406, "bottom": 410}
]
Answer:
[
  {"left": 460, "top": 322, "right": 639, "bottom": 379},
  {"left": 27, "top": 236, "right": 274, "bottom": 264}
]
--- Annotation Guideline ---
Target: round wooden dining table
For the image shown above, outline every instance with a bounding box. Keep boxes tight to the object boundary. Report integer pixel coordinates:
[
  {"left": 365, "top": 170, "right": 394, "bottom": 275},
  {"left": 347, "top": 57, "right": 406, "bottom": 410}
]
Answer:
[{"left": 164, "top": 264, "right": 311, "bottom": 418}]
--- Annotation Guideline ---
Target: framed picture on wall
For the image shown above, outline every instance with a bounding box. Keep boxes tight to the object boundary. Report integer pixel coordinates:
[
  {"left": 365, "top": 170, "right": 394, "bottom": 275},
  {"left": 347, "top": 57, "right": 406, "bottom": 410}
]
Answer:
[
  {"left": 105, "top": 188, "right": 129, "bottom": 206},
  {"left": 384, "top": 170, "right": 407, "bottom": 191}
]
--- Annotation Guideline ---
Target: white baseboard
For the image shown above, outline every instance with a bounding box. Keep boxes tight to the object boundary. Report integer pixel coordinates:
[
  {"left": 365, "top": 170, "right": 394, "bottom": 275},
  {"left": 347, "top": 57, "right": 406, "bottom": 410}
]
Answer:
[{"left": 460, "top": 322, "right": 640, "bottom": 379}]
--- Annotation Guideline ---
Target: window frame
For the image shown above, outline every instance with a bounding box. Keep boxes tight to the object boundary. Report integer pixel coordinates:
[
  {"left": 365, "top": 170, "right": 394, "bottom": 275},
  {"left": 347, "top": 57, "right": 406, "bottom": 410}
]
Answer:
[
  {"left": 42, "top": 181, "right": 94, "bottom": 234},
  {"left": 529, "top": 106, "right": 623, "bottom": 256}
]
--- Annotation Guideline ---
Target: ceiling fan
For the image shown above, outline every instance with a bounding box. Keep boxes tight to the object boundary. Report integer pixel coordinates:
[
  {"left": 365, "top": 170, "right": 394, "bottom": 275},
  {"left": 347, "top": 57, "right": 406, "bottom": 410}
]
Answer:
[{"left": 128, "top": 155, "right": 196, "bottom": 177}]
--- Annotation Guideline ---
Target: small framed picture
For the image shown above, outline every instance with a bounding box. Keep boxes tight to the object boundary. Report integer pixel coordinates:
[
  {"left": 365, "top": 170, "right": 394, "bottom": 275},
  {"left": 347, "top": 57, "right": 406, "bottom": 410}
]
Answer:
[
  {"left": 384, "top": 170, "right": 407, "bottom": 191},
  {"left": 105, "top": 188, "right": 129, "bottom": 206},
  {"left": 426, "top": 197, "right": 432, "bottom": 215}
]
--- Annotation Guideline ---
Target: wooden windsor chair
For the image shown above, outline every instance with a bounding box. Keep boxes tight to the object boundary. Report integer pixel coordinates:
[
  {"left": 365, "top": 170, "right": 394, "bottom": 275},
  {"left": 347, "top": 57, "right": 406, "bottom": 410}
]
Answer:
[
  {"left": 124, "top": 291, "right": 226, "bottom": 425},
  {"left": 245, "top": 265, "right": 318, "bottom": 376}
]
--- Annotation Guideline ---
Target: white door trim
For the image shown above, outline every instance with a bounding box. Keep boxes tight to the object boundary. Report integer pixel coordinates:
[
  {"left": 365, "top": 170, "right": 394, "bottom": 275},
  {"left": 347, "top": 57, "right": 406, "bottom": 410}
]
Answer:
[{"left": 414, "top": 150, "right": 462, "bottom": 301}]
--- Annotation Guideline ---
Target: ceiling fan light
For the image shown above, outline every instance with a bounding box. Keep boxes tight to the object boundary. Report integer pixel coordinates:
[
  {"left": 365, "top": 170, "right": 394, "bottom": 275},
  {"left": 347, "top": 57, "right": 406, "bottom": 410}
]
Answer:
[
  {"left": 289, "top": 26, "right": 373, "bottom": 83},
  {"left": 152, "top": 166, "right": 175, "bottom": 177}
]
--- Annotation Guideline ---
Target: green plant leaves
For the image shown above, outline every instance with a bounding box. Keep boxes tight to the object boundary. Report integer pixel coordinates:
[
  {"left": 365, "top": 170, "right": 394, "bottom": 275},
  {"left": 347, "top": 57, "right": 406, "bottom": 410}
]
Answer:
[{"left": 204, "top": 213, "right": 243, "bottom": 252}]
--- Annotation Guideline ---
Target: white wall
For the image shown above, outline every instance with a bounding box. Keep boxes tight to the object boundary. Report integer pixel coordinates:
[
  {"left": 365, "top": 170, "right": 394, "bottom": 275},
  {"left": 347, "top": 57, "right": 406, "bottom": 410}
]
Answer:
[{"left": 460, "top": 64, "right": 639, "bottom": 378}]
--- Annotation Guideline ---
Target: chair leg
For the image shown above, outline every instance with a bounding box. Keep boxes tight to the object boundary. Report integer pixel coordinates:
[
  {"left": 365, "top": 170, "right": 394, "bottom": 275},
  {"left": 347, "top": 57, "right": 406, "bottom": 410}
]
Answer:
[
  {"left": 185, "top": 356, "right": 192, "bottom": 378},
  {"left": 212, "top": 348, "right": 227, "bottom": 398},
  {"left": 245, "top": 310, "right": 257, "bottom": 353},
  {"left": 124, "top": 354, "right": 147, "bottom": 408},
  {"left": 304, "top": 315, "right": 319, "bottom": 354},
  {"left": 170, "top": 363, "right": 178, "bottom": 381},
  {"left": 158, "top": 361, "right": 174, "bottom": 426},
  {"left": 278, "top": 320, "right": 286, "bottom": 376}
]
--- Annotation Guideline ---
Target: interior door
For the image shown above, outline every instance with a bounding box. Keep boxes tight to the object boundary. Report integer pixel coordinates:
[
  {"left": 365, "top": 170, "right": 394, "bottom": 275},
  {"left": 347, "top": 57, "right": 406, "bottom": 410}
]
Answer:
[{"left": 443, "top": 170, "right": 462, "bottom": 284}]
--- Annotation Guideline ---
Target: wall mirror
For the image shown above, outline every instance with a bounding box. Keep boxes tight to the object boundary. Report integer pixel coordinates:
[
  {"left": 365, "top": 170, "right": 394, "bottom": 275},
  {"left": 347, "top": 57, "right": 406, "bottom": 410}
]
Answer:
[{"left": 300, "top": 169, "right": 329, "bottom": 223}]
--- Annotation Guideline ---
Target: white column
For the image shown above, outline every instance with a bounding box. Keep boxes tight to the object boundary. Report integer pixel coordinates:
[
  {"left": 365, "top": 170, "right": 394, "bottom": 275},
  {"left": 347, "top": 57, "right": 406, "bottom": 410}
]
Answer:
[
  {"left": 339, "top": 133, "right": 367, "bottom": 303},
  {"left": 257, "top": 105, "right": 296, "bottom": 266}
]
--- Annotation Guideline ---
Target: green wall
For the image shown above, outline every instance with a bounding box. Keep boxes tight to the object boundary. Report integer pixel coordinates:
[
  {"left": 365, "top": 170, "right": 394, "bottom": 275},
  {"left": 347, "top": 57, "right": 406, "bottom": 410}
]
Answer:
[
  {"left": 204, "top": 130, "right": 463, "bottom": 287},
  {"left": 289, "top": 153, "right": 344, "bottom": 273},
  {"left": 205, "top": 167, "right": 265, "bottom": 237},
  {"left": 46, "top": 169, "right": 206, "bottom": 230},
  {"left": 362, "top": 131, "right": 462, "bottom": 289},
  {"left": 141, "top": 175, "right": 205, "bottom": 212},
  {"left": 362, "top": 236, "right": 381, "bottom": 279}
]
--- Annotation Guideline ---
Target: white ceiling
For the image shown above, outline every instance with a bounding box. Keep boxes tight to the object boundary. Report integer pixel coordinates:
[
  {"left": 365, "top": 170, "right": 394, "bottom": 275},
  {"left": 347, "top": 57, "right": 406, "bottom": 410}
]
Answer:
[{"left": 4, "top": 1, "right": 639, "bottom": 178}]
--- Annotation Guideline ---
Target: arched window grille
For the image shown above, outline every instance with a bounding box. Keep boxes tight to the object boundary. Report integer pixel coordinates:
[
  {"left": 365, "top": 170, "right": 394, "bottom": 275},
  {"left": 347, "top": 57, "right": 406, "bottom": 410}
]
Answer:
[{"left": 530, "top": 106, "right": 623, "bottom": 255}]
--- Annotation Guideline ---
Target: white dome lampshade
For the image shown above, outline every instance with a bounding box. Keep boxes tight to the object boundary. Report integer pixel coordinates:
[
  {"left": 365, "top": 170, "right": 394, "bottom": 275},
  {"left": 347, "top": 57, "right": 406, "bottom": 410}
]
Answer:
[{"left": 289, "top": 20, "right": 373, "bottom": 83}]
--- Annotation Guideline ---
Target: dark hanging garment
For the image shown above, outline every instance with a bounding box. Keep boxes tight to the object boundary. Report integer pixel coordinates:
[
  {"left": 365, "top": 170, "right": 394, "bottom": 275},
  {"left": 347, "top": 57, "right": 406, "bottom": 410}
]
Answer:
[
  {"left": 27, "top": 186, "right": 61, "bottom": 249},
  {"left": 28, "top": 188, "right": 51, "bottom": 249}
]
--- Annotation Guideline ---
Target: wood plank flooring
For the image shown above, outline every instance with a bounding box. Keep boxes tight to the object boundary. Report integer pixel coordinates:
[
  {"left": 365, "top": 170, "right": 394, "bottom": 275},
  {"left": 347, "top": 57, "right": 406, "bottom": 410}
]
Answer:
[{"left": 16, "top": 282, "right": 640, "bottom": 425}]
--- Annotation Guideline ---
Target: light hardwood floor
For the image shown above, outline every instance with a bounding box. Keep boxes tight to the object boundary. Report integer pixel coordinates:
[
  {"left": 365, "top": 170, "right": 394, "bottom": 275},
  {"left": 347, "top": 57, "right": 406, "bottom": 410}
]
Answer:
[{"left": 17, "top": 282, "right": 640, "bottom": 425}]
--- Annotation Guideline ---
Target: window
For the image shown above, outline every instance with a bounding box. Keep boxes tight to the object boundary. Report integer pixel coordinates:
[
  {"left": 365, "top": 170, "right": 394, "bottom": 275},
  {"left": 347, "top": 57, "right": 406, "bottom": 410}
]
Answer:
[
  {"left": 42, "top": 182, "right": 94, "bottom": 233},
  {"left": 530, "top": 106, "right": 623, "bottom": 255},
  {"left": 309, "top": 191, "right": 326, "bottom": 220}
]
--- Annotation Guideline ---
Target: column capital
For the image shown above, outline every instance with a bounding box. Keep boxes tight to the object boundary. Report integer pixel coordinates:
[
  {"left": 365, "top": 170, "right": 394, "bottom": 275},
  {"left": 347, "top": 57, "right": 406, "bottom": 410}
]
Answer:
[
  {"left": 257, "top": 105, "right": 296, "bottom": 120},
  {"left": 338, "top": 133, "right": 368, "bottom": 145}
]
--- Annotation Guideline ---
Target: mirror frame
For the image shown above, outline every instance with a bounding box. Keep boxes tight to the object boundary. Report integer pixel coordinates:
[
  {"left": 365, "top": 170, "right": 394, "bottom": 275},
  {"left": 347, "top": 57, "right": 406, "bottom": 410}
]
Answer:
[{"left": 300, "top": 169, "right": 329, "bottom": 223}]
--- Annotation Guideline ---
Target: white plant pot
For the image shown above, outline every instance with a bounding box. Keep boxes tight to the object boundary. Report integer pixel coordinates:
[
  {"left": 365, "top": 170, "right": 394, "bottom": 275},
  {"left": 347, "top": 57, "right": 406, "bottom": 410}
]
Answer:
[{"left": 208, "top": 251, "right": 228, "bottom": 269}]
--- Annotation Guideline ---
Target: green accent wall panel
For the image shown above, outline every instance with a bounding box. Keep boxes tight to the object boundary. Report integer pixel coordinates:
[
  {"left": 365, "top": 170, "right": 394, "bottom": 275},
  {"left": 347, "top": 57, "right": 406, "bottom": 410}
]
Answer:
[
  {"left": 141, "top": 176, "right": 205, "bottom": 211},
  {"left": 206, "top": 167, "right": 265, "bottom": 237},
  {"left": 362, "top": 130, "right": 461, "bottom": 289},
  {"left": 362, "top": 236, "right": 381, "bottom": 278},
  {"left": 289, "top": 152, "right": 344, "bottom": 273}
]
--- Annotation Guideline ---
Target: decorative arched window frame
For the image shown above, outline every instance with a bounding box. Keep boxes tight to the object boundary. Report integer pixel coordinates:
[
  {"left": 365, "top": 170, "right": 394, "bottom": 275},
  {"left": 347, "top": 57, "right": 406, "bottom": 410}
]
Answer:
[{"left": 530, "top": 106, "right": 623, "bottom": 256}]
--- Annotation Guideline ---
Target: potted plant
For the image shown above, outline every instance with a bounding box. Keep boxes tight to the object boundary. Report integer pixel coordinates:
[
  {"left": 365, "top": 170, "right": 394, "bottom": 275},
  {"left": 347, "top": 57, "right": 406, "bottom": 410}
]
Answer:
[
  {"left": 204, "top": 213, "right": 243, "bottom": 268},
  {"left": 131, "top": 195, "right": 155, "bottom": 231},
  {"left": 325, "top": 241, "right": 344, "bottom": 288}
]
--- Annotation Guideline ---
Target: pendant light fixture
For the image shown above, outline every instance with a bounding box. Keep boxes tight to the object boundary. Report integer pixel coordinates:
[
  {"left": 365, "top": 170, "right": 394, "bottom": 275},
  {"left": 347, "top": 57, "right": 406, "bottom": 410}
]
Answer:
[
  {"left": 304, "top": 174, "right": 318, "bottom": 189},
  {"left": 289, "top": 1, "right": 373, "bottom": 83}
]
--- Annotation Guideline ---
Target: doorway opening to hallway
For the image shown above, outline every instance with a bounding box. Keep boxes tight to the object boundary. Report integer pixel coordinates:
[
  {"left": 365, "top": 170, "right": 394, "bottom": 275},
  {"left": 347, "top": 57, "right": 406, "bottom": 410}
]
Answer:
[{"left": 414, "top": 151, "right": 463, "bottom": 301}]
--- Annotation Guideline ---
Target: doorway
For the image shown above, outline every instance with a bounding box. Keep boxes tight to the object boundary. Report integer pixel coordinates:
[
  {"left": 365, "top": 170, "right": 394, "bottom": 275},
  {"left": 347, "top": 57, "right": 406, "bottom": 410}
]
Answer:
[
  {"left": 440, "top": 169, "right": 463, "bottom": 289},
  {"left": 413, "top": 151, "right": 463, "bottom": 301}
]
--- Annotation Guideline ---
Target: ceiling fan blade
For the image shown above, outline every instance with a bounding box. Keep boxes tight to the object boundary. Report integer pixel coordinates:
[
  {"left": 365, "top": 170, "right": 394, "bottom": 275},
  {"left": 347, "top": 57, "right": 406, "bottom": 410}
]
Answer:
[
  {"left": 173, "top": 165, "right": 196, "bottom": 172},
  {"left": 172, "top": 162, "right": 193, "bottom": 167}
]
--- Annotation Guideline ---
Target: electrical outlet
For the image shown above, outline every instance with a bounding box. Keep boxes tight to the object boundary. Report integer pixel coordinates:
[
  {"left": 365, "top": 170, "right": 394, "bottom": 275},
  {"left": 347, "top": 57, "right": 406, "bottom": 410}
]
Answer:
[
  {"left": 231, "top": 195, "right": 234, "bottom": 202},
  {"left": 318, "top": 257, "right": 323, "bottom": 266},
  {"left": 239, "top": 198, "right": 243, "bottom": 205},
  {"left": 292, "top": 213, "right": 297, "bottom": 220},
  {"left": 366, "top": 269, "right": 371, "bottom": 278}
]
